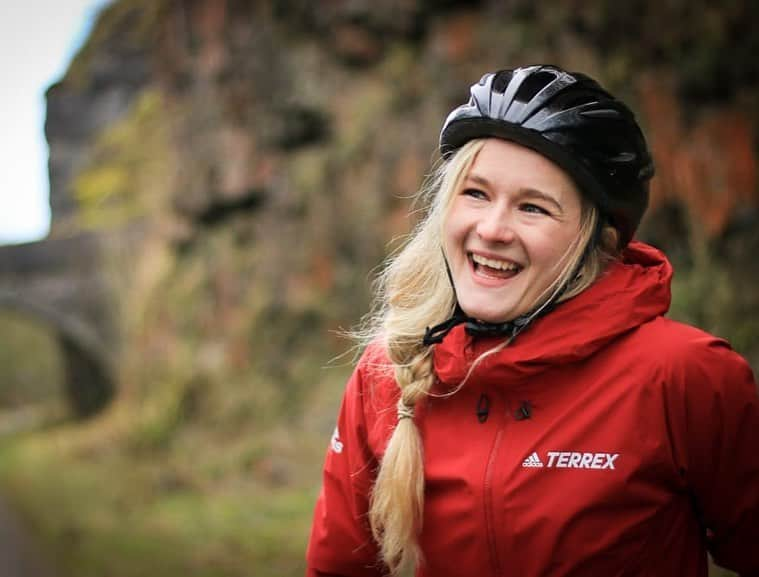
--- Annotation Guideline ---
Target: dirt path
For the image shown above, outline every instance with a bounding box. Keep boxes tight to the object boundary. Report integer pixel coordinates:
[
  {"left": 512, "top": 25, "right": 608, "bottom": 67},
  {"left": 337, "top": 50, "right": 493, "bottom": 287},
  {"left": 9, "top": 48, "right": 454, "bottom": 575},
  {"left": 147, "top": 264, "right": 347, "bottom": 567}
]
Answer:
[{"left": 0, "top": 495, "right": 57, "bottom": 577}]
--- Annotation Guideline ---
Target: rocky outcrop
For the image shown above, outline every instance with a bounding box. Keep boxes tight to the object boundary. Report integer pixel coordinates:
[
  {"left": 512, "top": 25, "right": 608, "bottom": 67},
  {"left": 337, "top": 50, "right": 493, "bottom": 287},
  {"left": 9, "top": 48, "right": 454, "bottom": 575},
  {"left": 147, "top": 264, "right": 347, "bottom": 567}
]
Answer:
[
  {"left": 45, "top": 2, "right": 152, "bottom": 234},
  {"left": 38, "top": 0, "right": 759, "bottom": 401}
]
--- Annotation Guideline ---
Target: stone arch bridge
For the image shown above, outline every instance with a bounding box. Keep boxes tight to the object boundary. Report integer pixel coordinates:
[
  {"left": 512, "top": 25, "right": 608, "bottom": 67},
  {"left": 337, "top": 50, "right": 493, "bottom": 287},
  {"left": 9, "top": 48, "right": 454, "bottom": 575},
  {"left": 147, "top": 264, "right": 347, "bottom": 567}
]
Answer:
[{"left": 0, "top": 232, "right": 116, "bottom": 417}]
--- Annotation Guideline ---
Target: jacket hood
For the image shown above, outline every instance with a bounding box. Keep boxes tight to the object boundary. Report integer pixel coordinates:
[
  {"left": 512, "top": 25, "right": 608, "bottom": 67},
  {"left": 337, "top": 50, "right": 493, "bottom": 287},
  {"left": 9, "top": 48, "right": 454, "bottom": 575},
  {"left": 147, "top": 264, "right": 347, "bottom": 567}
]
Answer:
[{"left": 433, "top": 241, "right": 673, "bottom": 388}]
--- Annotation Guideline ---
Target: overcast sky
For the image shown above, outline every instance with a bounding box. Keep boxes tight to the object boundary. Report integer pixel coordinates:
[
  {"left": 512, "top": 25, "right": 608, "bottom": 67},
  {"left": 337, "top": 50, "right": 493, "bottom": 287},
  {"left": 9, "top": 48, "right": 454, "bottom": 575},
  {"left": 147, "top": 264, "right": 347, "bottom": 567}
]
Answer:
[{"left": 0, "top": 1, "right": 110, "bottom": 245}]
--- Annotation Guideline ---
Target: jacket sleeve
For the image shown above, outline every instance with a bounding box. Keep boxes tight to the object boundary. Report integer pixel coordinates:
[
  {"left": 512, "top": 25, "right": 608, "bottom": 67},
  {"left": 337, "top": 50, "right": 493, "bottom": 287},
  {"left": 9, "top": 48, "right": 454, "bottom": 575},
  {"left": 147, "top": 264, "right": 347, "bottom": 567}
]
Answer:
[
  {"left": 305, "top": 350, "right": 386, "bottom": 577},
  {"left": 665, "top": 336, "right": 759, "bottom": 577}
]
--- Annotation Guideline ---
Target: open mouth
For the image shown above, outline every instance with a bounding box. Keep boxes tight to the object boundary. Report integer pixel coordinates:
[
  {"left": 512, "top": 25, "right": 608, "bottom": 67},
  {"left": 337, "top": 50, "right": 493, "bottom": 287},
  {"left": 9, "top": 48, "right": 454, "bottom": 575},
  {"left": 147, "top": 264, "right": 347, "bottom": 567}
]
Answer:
[{"left": 469, "top": 252, "right": 523, "bottom": 280}]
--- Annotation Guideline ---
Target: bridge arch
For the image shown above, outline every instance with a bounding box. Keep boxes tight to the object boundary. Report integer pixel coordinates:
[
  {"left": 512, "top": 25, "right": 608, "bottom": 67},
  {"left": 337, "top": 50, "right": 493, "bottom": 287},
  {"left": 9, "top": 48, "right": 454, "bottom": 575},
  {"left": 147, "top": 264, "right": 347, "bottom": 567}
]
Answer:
[{"left": 0, "top": 291, "right": 115, "bottom": 418}]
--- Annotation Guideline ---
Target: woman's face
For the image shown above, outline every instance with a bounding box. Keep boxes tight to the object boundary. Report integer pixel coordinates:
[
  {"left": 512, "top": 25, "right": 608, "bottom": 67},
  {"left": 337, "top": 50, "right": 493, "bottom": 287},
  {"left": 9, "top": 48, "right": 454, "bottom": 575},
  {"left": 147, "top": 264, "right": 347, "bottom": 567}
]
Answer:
[{"left": 443, "top": 138, "right": 584, "bottom": 323}]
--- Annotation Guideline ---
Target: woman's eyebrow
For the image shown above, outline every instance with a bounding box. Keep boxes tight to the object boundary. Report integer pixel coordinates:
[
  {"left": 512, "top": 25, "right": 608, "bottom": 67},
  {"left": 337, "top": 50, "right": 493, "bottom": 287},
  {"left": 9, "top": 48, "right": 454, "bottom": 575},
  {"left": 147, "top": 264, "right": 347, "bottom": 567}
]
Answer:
[
  {"left": 464, "top": 173, "right": 491, "bottom": 187},
  {"left": 518, "top": 188, "right": 564, "bottom": 213}
]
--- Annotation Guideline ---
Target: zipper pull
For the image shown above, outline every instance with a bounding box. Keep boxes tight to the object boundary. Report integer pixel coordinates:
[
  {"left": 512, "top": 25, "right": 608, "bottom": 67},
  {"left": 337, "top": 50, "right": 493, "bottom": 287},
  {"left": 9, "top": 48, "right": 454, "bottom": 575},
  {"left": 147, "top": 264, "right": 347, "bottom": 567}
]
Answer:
[{"left": 514, "top": 400, "right": 532, "bottom": 421}]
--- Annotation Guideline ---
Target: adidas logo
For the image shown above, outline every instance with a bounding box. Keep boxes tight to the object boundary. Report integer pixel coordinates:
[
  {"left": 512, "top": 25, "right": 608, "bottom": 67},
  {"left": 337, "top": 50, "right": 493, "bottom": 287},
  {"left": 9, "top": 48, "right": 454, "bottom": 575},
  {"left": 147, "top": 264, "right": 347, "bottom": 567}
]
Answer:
[{"left": 522, "top": 452, "right": 544, "bottom": 468}]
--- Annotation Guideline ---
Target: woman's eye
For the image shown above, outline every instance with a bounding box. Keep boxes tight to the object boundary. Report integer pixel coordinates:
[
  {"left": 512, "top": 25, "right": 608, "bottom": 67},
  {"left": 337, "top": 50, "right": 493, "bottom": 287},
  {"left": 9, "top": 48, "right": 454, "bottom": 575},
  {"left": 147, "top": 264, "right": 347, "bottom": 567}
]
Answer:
[
  {"left": 463, "top": 188, "right": 487, "bottom": 200},
  {"left": 521, "top": 203, "right": 549, "bottom": 215}
]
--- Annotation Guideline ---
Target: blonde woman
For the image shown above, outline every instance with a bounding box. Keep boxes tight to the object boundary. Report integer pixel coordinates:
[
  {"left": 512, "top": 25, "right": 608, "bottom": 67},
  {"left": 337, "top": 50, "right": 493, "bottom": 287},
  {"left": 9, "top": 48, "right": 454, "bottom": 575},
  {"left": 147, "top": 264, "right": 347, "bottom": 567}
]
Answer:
[{"left": 305, "top": 65, "right": 759, "bottom": 577}]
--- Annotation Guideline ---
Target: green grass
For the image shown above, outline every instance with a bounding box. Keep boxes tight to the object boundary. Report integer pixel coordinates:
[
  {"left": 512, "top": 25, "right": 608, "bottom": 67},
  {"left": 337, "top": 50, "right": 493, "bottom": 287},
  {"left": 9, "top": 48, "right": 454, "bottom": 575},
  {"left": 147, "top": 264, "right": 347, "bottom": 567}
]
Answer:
[
  {"left": 0, "top": 311, "right": 63, "bottom": 409},
  {"left": 0, "top": 361, "right": 344, "bottom": 577},
  {"left": 0, "top": 430, "right": 320, "bottom": 577}
]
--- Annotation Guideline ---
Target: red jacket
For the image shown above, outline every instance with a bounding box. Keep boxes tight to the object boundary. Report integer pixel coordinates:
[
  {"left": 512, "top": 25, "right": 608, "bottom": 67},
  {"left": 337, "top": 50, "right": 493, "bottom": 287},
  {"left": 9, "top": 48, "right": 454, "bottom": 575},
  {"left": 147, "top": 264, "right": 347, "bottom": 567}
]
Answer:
[{"left": 306, "top": 242, "right": 759, "bottom": 577}]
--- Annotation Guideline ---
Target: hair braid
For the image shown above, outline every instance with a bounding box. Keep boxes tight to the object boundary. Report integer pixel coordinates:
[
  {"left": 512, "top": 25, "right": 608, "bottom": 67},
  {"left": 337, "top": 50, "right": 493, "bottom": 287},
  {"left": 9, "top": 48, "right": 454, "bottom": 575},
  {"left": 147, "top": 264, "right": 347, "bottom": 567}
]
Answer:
[{"left": 369, "top": 346, "right": 435, "bottom": 575}]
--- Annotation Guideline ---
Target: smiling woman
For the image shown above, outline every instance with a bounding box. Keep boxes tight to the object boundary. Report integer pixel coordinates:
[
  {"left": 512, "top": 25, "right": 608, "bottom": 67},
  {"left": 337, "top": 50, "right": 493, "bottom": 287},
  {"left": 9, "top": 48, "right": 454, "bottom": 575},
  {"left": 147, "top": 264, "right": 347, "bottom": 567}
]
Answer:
[{"left": 305, "top": 65, "right": 759, "bottom": 577}]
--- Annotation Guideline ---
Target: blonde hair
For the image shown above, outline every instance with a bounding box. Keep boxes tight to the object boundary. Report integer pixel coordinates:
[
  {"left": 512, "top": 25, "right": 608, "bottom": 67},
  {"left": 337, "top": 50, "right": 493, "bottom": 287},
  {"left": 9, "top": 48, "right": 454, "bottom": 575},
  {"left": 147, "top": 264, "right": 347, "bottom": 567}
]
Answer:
[{"left": 361, "top": 139, "right": 619, "bottom": 574}]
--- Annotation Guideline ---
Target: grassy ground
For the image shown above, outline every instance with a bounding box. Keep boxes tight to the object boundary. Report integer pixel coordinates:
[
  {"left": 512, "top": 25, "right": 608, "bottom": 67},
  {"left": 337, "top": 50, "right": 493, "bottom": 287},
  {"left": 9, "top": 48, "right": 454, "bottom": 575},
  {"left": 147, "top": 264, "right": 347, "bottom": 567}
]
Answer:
[
  {"left": 0, "top": 418, "right": 326, "bottom": 577},
  {"left": 0, "top": 352, "right": 350, "bottom": 577}
]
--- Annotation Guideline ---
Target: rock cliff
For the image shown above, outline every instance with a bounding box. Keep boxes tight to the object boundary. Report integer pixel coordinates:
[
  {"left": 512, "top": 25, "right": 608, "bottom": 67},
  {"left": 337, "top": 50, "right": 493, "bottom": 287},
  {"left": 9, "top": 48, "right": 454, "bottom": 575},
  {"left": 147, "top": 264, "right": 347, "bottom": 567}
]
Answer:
[{"left": 45, "top": 0, "right": 759, "bottom": 402}]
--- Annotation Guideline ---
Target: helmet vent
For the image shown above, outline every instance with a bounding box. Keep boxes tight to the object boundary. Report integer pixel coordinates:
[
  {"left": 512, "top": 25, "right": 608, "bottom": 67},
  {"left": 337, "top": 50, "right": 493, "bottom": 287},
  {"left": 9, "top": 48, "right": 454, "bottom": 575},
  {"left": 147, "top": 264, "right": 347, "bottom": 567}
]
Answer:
[
  {"left": 554, "top": 93, "right": 598, "bottom": 110},
  {"left": 492, "top": 70, "right": 514, "bottom": 93},
  {"left": 581, "top": 108, "right": 622, "bottom": 119},
  {"left": 514, "top": 71, "right": 556, "bottom": 103}
]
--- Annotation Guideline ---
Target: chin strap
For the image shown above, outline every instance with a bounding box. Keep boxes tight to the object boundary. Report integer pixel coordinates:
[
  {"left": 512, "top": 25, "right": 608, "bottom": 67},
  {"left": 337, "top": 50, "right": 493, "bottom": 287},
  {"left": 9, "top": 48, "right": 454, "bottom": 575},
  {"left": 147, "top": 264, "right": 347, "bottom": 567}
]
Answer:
[
  {"left": 422, "top": 303, "right": 549, "bottom": 347},
  {"left": 422, "top": 307, "right": 470, "bottom": 346}
]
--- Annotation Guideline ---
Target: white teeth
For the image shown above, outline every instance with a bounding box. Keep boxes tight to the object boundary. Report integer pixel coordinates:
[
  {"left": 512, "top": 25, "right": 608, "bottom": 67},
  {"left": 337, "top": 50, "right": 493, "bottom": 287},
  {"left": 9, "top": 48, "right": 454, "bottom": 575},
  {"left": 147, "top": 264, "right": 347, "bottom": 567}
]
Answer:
[{"left": 471, "top": 253, "right": 520, "bottom": 271}]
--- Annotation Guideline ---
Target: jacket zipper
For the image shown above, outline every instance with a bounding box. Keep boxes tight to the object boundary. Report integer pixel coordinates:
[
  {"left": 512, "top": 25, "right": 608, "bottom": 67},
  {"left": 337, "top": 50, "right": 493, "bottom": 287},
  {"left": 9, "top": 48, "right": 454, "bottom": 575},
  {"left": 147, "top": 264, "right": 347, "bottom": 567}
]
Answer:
[{"left": 483, "top": 413, "right": 506, "bottom": 576}]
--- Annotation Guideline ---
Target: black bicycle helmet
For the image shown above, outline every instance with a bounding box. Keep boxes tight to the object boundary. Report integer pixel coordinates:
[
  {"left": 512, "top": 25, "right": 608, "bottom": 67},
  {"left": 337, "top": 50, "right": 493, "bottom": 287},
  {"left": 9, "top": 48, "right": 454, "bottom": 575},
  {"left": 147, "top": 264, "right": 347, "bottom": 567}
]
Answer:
[{"left": 439, "top": 65, "right": 655, "bottom": 247}]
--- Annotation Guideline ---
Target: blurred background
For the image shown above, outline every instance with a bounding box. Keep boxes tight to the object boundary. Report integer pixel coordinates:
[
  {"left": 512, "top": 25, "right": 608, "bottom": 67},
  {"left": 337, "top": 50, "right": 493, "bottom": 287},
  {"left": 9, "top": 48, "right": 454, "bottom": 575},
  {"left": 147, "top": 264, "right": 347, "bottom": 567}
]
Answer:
[{"left": 0, "top": 1, "right": 757, "bottom": 576}]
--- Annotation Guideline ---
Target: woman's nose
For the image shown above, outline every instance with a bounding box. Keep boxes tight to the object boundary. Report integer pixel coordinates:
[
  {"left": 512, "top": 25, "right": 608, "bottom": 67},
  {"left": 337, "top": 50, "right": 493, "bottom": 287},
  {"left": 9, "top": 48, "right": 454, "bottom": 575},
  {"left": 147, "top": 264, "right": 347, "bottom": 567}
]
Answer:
[{"left": 476, "top": 206, "right": 516, "bottom": 243}]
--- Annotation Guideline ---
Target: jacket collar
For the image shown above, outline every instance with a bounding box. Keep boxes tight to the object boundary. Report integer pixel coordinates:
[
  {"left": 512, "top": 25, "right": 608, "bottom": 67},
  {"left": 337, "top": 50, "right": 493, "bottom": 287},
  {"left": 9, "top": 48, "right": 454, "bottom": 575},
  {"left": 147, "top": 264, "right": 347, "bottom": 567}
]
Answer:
[{"left": 432, "top": 241, "right": 672, "bottom": 388}]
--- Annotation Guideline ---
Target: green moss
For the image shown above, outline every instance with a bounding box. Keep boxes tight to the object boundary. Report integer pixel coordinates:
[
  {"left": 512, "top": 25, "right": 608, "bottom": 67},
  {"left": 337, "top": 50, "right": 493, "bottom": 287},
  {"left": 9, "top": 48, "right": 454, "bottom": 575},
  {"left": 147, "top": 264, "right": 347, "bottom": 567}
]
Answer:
[
  {"left": 335, "top": 78, "right": 395, "bottom": 163},
  {"left": 289, "top": 148, "right": 332, "bottom": 207},
  {"left": 74, "top": 165, "right": 130, "bottom": 206},
  {"left": 126, "top": 378, "right": 201, "bottom": 452},
  {"left": 72, "top": 89, "right": 171, "bottom": 230}
]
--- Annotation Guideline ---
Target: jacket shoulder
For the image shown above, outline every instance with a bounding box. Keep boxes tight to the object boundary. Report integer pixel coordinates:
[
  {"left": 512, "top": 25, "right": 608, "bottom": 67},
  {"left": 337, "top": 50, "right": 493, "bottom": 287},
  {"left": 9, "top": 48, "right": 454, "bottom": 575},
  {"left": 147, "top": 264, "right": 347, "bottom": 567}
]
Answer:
[
  {"left": 629, "top": 317, "right": 737, "bottom": 365},
  {"left": 632, "top": 316, "right": 725, "bottom": 350},
  {"left": 627, "top": 317, "right": 756, "bottom": 399}
]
